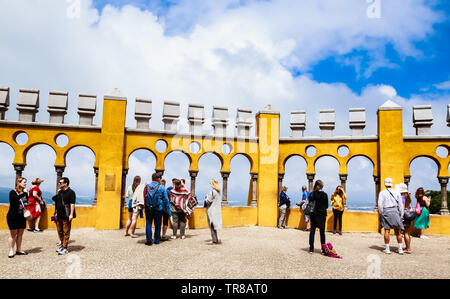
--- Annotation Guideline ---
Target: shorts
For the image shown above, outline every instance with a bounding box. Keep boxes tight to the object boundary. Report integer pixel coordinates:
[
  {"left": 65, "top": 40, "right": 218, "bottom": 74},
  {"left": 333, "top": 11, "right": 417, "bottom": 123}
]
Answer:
[
  {"left": 162, "top": 212, "right": 169, "bottom": 226},
  {"left": 129, "top": 205, "right": 142, "bottom": 214}
]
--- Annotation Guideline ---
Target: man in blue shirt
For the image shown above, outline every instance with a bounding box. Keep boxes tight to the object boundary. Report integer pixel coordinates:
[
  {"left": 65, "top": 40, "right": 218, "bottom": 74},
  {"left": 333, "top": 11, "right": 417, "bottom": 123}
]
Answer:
[
  {"left": 144, "top": 173, "right": 170, "bottom": 245},
  {"left": 297, "top": 185, "right": 310, "bottom": 231},
  {"left": 278, "top": 186, "right": 290, "bottom": 229}
]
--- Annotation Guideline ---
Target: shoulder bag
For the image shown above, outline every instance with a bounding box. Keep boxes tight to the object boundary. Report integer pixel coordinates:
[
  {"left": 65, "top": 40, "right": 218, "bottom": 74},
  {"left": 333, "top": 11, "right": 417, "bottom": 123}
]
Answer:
[
  {"left": 20, "top": 198, "right": 32, "bottom": 220},
  {"left": 414, "top": 202, "right": 422, "bottom": 216},
  {"left": 304, "top": 192, "right": 315, "bottom": 216}
]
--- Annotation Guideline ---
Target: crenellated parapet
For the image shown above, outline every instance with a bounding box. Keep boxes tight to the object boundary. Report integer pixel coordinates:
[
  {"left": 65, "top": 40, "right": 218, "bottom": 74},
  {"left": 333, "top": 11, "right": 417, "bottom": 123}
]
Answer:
[
  {"left": 78, "top": 94, "right": 97, "bottom": 126},
  {"left": 0, "top": 86, "right": 449, "bottom": 229},
  {"left": 0, "top": 87, "right": 9, "bottom": 120},
  {"left": 17, "top": 89, "right": 39, "bottom": 122}
]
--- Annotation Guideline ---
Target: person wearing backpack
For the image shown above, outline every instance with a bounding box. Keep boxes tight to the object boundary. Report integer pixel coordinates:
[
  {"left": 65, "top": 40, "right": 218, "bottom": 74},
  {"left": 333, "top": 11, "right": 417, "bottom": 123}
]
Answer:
[{"left": 144, "top": 173, "right": 169, "bottom": 246}]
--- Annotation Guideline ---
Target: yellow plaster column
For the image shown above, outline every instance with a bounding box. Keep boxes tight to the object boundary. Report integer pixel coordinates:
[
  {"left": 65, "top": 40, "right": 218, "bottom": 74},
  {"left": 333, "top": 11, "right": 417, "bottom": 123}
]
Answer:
[
  {"left": 95, "top": 91, "right": 127, "bottom": 229},
  {"left": 256, "top": 106, "right": 280, "bottom": 226},
  {"left": 377, "top": 100, "right": 404, "bottom": 192}
]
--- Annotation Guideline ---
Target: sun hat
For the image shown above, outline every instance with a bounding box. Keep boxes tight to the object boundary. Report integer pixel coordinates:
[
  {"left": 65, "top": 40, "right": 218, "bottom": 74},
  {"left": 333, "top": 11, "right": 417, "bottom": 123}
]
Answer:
[
  {"left": 210, "top": 179, "right": 221, "bottom": 192},
  {"left": 396, "top": 183, "right": 408, "bottom": 194},
  {"left": 32, "top": 178, "right": 44, "bottom": 185},
  {"left": 384, "top": 177, "right": 393, "bottom": 187}
]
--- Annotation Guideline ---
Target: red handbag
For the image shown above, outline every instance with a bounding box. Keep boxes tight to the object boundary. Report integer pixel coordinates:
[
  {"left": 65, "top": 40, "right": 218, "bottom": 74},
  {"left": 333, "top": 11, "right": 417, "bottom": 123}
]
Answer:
[{"left": 414, "top": 202, "right": 422, "bottom": 216}]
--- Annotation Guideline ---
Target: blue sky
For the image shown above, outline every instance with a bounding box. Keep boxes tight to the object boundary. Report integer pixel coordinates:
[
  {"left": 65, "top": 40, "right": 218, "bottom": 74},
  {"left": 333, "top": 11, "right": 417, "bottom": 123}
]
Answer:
[
  {"left": 90, "top": 0, "right": 450, "bottom": 98},
  {"left": 0, "top": 0, "right": 449, "bottom": 208}
]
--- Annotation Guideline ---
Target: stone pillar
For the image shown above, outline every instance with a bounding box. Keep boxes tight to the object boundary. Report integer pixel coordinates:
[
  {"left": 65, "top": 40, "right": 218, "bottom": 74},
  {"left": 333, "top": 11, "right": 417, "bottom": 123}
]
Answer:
[
  {"left": 55, "top": 165, "right": 65, "bottom": 193},
  {"left": 447, "top": 104, "right": 450, "bottom": 128},
  {"left": 373, "top": 175, "right": 380, "bottom": 212},
  {"left": 236, "top": 108, "right": 253, "bottom": 137},
  {"left": 290, "top": 110, "right": 306, "bottom": 137},
  {"left": 377, "top": 100, "right": 404, "bottom": 194},
  {"left": 306, "top": 173, "right": 315, "bottom": 192},
  {"left": 212, "top": 106, "right": 228, "bottom": 136},
  {"left": 0, "top": 87, "right": 10, "bottom": 120},
  {"left": 188, "top": 104, "right": 205, "bottom": 136},
  {"left": 189, "top": 170, "right": 198, "bottom": 197},
  {"left": 221, "top": 171, "right": 230, "bottom": 207},
  {"left": 135, "top": 98, "right": 152, "bottom": 129},
  {"left": 256, "top": 105, "right": 280, "bottom": 226},
  {"left": 95, "top": 89, "right": 127, "bottom": 229},
  {"left": 155, "top": 169, "right": 165, "bottom": 177},
  {"left": 162, "top": 101, "right": 180, "bottom": 132},
  {"left": 339, "top": 174, "right": 348, "bottom": 192},
  {"left": 349, "top": 108, "right": 366, "bottom": 136},
  {"left": 438, "top": 176, "right": 449, "bottom": 216},
  {"left": 13, "top": 163, "right": 26, "bottom": 182},
  {"left": 404, "top": 175, "right": 411, "bottom": 187},
  {"left": 78, "top": 94, "right": 97, "bottom": 125},
  {"left": 413, "top": 105, "right": 433, "bottom": 136},
  {"left": 48, "top": 91, "right": 68, "bottom": 124},
  {"left": 93, "top": 166, "right": 99, "bottom": 206},
  {"left": 17, "top": 89, "right": 39, "bottom": 122},
  {"left": 121, "top": 168, "right": 128, "bottom": 207},
  {"left": 319, "top": 109, "right": 335, "bottom": 137},
  {"left": 250, "top": 172, "right": 258, "bottom": 207}
]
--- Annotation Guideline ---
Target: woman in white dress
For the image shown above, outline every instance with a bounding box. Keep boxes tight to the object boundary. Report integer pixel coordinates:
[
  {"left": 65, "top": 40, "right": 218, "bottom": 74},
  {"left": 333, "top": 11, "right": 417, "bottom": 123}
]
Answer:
[{"left": 204, "top": 179, "right": 222, "bottom": 245}]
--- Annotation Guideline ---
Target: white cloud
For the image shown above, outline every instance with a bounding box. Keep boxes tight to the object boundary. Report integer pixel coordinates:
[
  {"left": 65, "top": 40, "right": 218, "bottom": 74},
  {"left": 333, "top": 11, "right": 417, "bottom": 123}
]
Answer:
[
  {"left": 0, "top": 0, "right": 447, "bottom": 205},
  {"left": 434, "top": 80, "right": 450, "bottom": 91}
]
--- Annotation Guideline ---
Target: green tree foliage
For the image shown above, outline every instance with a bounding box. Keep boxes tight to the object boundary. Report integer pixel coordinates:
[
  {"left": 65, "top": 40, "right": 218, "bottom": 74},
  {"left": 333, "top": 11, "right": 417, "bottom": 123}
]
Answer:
[{"left": 425, "top": 190, "right": 450, "bottom": 214}]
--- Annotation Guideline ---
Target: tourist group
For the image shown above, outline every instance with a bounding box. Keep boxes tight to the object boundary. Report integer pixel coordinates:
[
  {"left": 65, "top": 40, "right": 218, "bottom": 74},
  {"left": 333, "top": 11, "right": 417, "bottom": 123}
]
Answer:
[
  {"left": 6, "top": 174, "right": 431, "bottom": 259},
  {"left": 5, "top": 172, "right": 221, "bottom": 258},
  {"left": 278, "top": 177, "right": 431, "bottom": 257}
]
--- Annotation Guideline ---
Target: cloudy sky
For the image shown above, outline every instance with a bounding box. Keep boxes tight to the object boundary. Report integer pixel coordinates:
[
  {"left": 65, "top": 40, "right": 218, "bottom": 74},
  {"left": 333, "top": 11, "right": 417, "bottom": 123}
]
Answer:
[{"left": 0, "top": 0, "right": 449, "bottom": 208}]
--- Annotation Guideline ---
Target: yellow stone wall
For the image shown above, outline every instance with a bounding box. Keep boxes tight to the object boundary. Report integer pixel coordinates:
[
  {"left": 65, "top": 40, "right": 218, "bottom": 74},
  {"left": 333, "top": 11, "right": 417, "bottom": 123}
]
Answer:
[{"left": 1, "top": 96, "right": 449, "bottom": 235}]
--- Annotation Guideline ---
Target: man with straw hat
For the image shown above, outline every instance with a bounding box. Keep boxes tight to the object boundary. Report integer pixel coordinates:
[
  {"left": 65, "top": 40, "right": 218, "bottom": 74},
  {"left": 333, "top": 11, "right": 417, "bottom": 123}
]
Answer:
[{"left": 204, "top": 179, "right": 222, "bottom": 245}]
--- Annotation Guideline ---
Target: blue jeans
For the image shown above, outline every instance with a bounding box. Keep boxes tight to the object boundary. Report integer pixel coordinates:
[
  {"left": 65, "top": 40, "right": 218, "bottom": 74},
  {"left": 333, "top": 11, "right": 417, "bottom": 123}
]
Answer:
[{"left": 145, "top": 208, "right": 162, "bottom": 243}]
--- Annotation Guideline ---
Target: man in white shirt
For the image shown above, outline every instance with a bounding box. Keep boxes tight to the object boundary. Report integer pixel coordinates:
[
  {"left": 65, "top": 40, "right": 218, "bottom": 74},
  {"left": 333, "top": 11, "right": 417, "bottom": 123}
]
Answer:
[{"left": 378, "top": 178, "right": 404, "bottom": 255}]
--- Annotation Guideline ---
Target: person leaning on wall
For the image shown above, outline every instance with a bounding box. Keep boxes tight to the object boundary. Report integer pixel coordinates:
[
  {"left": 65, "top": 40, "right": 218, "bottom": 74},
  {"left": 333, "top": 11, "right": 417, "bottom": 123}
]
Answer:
[
  {"left": 297, "top": 185, "right": 310, "bottom": 231},
  {"left": 278, "top": 186, "right": 290, "bottom": 229}
]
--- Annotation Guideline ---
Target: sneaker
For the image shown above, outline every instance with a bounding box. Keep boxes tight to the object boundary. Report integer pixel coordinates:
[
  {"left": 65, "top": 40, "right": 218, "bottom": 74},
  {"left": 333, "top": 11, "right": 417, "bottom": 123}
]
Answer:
[
  {"left": 170, "top": 235, "right": 177, "bottom": 240},
  {"left": 33, "top": 229, "right": 43, "bottom": 233},
  {"left": 181, "top": 235, "right": 186, "bottom": 240},
  {"left": 420, "top": 235, "right": 429, "bottom": 239},
  {"left": 145, "top": 241, "right": 153, "bottom": 246},
  {"left": 382, "top": 249, "right": 391, "bottom": 254},
  {"left": 398, "top": 248, "right": 404, "bottom": 255},
  {"left": 58, "top": 248, "right": 68, "bottom": 255}
]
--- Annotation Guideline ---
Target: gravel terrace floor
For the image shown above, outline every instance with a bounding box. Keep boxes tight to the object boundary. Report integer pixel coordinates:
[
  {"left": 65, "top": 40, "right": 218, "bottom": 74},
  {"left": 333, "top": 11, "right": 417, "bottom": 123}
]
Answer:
[{"left": 1, "top": 226, "right": 449, "bottom": 279}]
